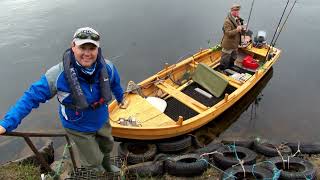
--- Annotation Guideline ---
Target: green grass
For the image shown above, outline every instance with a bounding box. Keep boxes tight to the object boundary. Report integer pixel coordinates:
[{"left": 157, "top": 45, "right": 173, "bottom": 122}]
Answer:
[{"left": 0, "top": 163, "right": 41, "bottom": 180}]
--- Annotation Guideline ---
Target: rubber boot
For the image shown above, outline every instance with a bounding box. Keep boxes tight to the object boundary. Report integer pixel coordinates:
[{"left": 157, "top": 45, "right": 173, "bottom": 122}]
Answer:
[
  {"left": 102, "top": 156, "right": 120, "bottom": 173},
  {"left": 229, "top": 57, "right": 236, "bottom": 68}
]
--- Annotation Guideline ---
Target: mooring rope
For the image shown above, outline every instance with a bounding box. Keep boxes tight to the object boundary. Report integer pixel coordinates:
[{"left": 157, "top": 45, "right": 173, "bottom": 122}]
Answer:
[
  {"left": 43, "top": 143, "right": 73, "bottom": 179},
  {"left": 201, "top": 156, "right": 283, "bottom": 180},
  {"left": 252, "top": 161, "right": 281, "bottom": 180},
  {"left": 55, "top": 143, "right": 73, "bottom": 176}
]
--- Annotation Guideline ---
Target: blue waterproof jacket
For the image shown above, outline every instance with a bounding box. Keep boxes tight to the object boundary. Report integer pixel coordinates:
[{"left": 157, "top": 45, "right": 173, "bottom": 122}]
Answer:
[{"left": 0, "top": 57, "right": 123, "bottom": 132}]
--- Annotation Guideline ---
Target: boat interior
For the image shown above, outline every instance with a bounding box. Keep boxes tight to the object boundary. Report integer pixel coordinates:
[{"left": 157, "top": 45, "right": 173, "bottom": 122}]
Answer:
[
  {"left": 110, "top": 45, "right": 274, "bottom": 127},
  {"left": 162, "top": 50, "right": 259, "bottom": 121}
]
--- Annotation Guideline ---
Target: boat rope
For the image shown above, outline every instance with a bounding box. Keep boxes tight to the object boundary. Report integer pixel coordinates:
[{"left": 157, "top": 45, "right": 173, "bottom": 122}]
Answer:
[
  {"left": 199, "top": 146, "right": 284, "bottom": 180},
  {"left": 227, "top": 143, "right": 246, "bottom": 177},
  {"left": 275, "top": 146, "right": 287, "bottom": 168},
  {"left": 136, "top": 112, "right": 164, "bottom": 123},
  {"left": 109, "top": 110, "right": 163, "bottom": 125},
  {"left": 201, "top": 158, "right": 237, "bottom": 180},
  {"left": 56, "top": 143, "right": 73, "bottom": 176},
  {"left": 252, "top": 161, "right": 281, "bottom": 180},
  {"left": 44, "top": 143, "right": 73, "bottom": 179},
  {"left": 291, "top": 141, "right": 301, "bottom": 157},
  {"left": 200, "top": 151, "right": 223, "bottom": 158}
]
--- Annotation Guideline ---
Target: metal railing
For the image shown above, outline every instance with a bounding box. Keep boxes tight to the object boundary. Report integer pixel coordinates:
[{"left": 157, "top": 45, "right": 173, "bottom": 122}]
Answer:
[{"left": 1, "top": 131, "right": 76, "bottom": 174}]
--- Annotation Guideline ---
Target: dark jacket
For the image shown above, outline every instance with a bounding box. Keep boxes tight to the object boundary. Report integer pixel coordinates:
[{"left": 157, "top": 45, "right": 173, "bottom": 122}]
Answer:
[{"left": 221, "top": 13, "right": 242, "bottom": 50}]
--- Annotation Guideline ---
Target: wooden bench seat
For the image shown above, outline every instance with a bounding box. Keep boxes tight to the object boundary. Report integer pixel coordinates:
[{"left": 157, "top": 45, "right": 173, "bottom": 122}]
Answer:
[{"left": 156, "top": 82, "right": 208, "bottom": 113}]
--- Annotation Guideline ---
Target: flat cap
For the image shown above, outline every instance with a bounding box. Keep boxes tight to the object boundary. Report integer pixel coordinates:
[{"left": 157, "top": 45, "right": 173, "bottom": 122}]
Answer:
[{"left": 231, "top": 4, "right": 241, "bottom": 11}]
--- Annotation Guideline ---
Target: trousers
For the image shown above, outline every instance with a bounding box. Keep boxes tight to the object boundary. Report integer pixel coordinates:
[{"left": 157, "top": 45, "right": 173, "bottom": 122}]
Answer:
[
  {"left": 65, "top": 123, "right": 114, "bottom": 172},
  {"left": 220, "top": 48, "right": 238, "bottom": 70}
]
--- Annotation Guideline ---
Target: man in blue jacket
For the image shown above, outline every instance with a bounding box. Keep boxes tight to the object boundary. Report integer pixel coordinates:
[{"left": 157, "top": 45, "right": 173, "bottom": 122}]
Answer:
[{"left": 0, "top": 27, "right": 126, "bottom": 173}]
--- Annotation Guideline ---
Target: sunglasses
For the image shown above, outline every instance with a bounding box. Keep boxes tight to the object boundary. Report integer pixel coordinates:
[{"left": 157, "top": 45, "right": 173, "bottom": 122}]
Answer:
[{"left": 75, "top": 32, "right": 100, "bottom": 41}]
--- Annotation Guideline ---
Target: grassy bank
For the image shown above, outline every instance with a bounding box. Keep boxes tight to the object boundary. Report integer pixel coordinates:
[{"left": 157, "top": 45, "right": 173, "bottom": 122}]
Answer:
[
  {"left": 0, "top": 163, "right": 40, "bottom": 180},
  {"left": 1, "top": 155, "right": 319, "bottom": 179}
]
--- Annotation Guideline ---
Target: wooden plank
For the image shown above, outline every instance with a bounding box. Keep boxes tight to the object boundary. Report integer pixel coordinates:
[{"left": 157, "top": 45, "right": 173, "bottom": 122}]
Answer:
[
  {"left": 190, "top": 60, "right": 218, "bottom": 69},
  {"left": 163, "top": 79, "right": 194, "bottom": 100},
  {"left": 217, "top": 72, "right": 242, "bottom": 88},
  {"left": 110, "top": 94, "right": 176, "bottom": 127},
  {"left": 156, "top": 82, "right": 207, "bottom": 113}
]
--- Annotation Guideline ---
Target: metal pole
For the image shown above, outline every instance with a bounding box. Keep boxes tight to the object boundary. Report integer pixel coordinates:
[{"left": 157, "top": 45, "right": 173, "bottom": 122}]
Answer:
[
  {"left": 4, "top": 131, "right": 66, "bottom": 137},
  {"left": 23, "top": 136, "right": 54, "bottom": 173},
  {"left": 2, "top": 131, "right": 77, "bottom": 171}
]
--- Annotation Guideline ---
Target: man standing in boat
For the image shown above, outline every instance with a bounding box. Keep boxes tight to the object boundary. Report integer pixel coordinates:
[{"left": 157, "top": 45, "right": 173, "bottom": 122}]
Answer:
[
  {"left": 220, "top": 4, "right": 245, "bottom": 70},
  {"left": 0, "top": 27, "right": 127, "bottom": 173}
]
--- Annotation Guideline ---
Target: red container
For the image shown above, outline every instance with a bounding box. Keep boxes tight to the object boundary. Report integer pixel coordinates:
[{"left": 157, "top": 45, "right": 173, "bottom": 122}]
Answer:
[{"left": 242, "top": 55, "right": 259, "bottom": 69}]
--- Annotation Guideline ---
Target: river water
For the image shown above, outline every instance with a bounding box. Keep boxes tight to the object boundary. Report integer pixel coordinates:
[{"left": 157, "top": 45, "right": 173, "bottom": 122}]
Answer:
[{"left": 0, "top": 0, "right": 319, "bottom": 164}]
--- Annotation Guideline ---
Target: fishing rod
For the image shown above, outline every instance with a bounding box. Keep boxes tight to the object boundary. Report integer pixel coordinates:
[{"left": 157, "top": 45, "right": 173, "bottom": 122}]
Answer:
[
  {"left": 246, "top": 0, "right": 255, "bottom": 33},
  {"left": 109, "top": 53, "right": 126, "bottom": 62},
  {"left": 266, "top": 0, "right": 290, "bottom": 60},
  {"left": 272, "top": 0, "right": 297, "bottom": 47},
  {"left": 269, "top": 0, "right": 290, "bottom": 48}
]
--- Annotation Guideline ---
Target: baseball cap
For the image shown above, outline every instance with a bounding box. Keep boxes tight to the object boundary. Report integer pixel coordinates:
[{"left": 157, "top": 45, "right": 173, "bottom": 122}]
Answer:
[{"left": 72, "top": 27, "right": 100, "bottom": 47}]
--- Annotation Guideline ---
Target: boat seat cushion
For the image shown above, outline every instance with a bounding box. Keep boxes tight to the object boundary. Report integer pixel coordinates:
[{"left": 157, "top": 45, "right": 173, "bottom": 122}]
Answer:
[{"left": 192, "top": 63, "right": 228, "bottom": 97}]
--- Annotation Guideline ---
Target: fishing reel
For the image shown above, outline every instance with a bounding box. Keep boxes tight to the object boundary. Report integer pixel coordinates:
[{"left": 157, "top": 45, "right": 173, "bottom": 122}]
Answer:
[
  {"left": 253, "top": 31, "right": 267, "bottom": 48},
  {"left": 240, "top": 29, "right": 253, "bottom": 48}
]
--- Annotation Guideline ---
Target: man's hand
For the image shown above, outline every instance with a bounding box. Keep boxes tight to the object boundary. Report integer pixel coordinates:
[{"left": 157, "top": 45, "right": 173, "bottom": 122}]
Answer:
[
  {"left": 236, "top": 26, "right": 242, "bottom": 32},
  {"left": 119, "top": 99, "right": 129, "bottom": 109},
  {"left": 241, "top": 24, "right": 247, "bottom": 31},
  {"left": 0, "top": 125, "right": 6, "bottom": 135}
]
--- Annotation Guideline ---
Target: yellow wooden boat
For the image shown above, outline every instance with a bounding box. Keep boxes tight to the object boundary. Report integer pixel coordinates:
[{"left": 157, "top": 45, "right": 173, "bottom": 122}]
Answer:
[{"left": 109, "top": 44, "right": 281, "bottom": 140}]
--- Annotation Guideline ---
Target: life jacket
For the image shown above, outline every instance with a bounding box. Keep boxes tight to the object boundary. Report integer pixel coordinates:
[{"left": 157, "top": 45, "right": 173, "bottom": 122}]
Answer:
[{"left": 61, "top": 49, "right": 112, "bottom": 110}]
